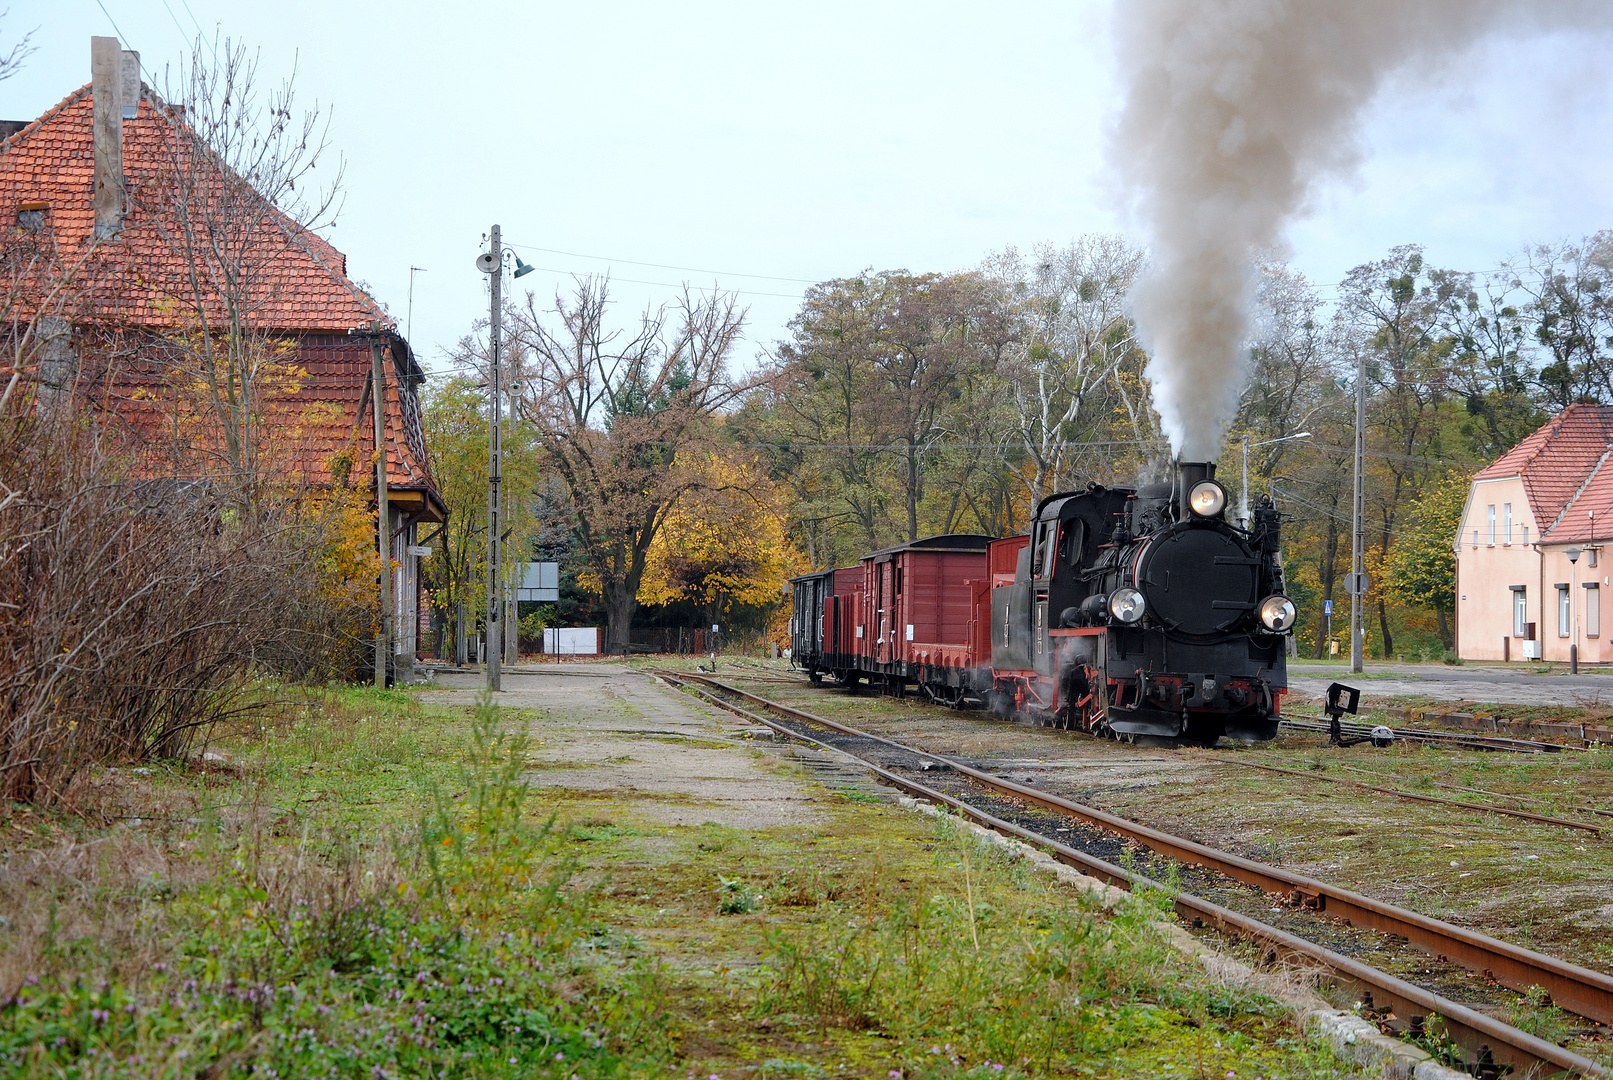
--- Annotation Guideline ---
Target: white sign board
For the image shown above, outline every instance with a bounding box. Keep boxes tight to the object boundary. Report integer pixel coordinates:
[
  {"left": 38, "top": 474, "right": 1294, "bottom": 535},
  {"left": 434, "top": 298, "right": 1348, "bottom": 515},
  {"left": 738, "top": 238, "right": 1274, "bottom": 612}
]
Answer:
[
  {"left": 543, "top": 627, "right": 599, "bottom": 655},
  {"left": 518, "top": 562, "right": 560, "bottom": 602}
]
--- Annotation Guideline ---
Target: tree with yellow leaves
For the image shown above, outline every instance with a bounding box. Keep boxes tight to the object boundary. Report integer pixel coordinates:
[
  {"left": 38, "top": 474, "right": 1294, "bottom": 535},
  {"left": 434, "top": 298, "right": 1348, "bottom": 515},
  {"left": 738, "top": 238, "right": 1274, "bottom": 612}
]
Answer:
[{"left": 638, "top": 452, "right": 801, "bottom": 632}]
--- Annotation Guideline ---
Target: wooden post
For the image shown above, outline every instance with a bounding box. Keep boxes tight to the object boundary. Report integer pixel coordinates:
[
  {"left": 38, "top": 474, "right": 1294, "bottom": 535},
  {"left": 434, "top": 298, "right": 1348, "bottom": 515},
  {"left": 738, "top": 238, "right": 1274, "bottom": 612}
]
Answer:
[{"left": 372, "top": 329, "right": 391, "bottom": 688}]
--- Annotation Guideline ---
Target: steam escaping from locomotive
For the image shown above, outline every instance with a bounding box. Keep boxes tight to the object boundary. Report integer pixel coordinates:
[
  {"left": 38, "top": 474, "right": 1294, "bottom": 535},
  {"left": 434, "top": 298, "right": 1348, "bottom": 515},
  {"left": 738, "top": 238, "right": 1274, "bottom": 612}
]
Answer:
[{"left": 1110, "top": 0, "right": 1613, "bottom": 461}]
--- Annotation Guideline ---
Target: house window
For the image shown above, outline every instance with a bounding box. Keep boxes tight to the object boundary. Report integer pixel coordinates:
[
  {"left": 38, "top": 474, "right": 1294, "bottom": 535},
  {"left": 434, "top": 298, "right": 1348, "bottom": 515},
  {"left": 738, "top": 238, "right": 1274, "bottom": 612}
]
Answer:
[
  {"left": 1558, "top": 584, "right": 1571, "bottom": 638},
  {"left": 16, "top": 201, "right": 47, "bottom": 231},
  {"left": 1588, "top": 584, "right": 1601, "bottom": 638},
  {"left": 1487, "top": 505, "right": 1496, "bottom": 545},
  {"left": 1503, "top": 503, "right": 1512, "bottom": 545},
  {"left": 1522, "top": 525, "right": 1530, "bottom": 545},
  {"left": 1512, "top": 586, "right": 1527, "bottom": 637}
]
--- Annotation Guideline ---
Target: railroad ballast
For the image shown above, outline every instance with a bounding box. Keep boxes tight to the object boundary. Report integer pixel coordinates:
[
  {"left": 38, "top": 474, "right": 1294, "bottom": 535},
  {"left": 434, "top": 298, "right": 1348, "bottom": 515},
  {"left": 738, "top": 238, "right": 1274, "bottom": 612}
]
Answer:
[{"left": 789, "top": 460, "right": 1294, "bottom": 745}]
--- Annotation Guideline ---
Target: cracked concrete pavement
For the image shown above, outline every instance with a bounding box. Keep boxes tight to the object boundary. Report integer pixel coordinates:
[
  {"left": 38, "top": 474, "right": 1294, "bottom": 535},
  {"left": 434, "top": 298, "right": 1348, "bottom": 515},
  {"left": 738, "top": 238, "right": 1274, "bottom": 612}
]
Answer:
[{"left": 421, "top": 664, "right": 844, "bottom": 828}]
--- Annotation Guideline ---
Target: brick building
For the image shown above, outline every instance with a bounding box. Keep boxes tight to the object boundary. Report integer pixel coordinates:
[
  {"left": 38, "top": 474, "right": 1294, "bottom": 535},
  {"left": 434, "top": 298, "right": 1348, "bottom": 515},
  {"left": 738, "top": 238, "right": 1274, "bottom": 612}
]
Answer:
[
  {"left": 1457, "top": 404, "right": 1613, "bottom": 663},
  {"left": 0, "top": 39, "right": 445, "bottom": 677}
]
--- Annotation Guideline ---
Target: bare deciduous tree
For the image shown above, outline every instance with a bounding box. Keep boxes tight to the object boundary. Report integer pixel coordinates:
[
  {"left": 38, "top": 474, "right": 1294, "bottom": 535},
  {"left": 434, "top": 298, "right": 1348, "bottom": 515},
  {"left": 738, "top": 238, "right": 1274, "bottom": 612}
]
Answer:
[
  {"left": 135, "top": 34, "right": 345, "bottom": 496},
  {"left": 510, "top": 277, "right": 748, "bottom": 651},
  {"left": 0, "top": 10, "right": 36, "bottom": 84},
  {"left": 983, "top": 237, "right": 1152, "bottom": 498}
]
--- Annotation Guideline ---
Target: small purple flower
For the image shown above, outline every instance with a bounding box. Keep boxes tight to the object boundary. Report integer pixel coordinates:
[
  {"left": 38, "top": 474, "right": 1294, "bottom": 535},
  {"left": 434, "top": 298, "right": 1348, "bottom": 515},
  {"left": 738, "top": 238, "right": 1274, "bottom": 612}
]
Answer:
[
  {"left": 993, "top": 1066, "right": 1005, "bottom": 1073},
  {"left": 91, "top": 1008, "right": 110, "bottom": 1023}
]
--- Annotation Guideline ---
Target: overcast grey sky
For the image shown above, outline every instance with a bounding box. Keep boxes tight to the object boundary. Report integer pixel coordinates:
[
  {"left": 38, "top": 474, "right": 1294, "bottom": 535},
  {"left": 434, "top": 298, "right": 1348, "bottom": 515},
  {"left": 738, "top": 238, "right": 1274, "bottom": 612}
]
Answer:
[{"left": 8, "top": 2, "right": 1613, "bottom": 376}]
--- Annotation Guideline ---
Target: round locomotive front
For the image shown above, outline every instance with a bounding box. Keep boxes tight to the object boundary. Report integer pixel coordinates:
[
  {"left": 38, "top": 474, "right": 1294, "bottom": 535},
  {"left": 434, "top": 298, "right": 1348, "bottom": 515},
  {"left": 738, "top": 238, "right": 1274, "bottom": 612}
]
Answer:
[
  {"left": 1133, "top": 522, "right": 1260, "bottom": 639},
  {"left": 1069, "top": 469, "right": 1290, "bottom": 745}
]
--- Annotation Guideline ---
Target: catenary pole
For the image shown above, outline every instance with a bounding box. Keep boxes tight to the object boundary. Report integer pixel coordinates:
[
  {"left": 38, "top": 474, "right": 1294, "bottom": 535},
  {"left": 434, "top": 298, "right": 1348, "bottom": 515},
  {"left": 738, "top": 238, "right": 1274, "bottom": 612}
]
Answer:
[
  {"left": 1351, "top": 345, "right": 1366, "bottom": 675},
  {"left": 486, "top": 225, "right": 503, "bottom": 692},
  {"left": 506, "top": 339, "right": 520, "bottom": 667},
  {"left": 372, "top": 326, "right": 391, "bottom": 688}
]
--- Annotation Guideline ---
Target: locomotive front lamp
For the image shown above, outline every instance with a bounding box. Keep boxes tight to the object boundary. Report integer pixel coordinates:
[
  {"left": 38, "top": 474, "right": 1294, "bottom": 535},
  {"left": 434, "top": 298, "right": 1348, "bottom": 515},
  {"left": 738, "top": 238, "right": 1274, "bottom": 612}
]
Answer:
[
  {"left": 1259, "top": 595, "right": 1297, "bottom": 632},
  {"left": 1109, "top": 586, "right": 1146, "bottom": 624},
  {"left": 1188, "top": 480, "right": 1227, "bottom": 517}
]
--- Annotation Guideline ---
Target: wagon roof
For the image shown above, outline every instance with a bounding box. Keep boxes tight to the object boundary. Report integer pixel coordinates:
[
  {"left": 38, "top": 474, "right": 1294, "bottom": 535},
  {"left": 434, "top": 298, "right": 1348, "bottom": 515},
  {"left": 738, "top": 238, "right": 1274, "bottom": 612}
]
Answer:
[{"left": 863, "top": 533, "right": 996, "bottom": 560}]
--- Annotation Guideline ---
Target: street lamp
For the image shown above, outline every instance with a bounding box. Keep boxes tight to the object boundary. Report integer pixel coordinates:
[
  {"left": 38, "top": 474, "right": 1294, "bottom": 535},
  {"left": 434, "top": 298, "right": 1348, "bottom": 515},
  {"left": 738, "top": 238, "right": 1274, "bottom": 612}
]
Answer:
[
  {"left": 474, "top": 228, "right": 534, "bottom": 692},
  {"left": 1568, "top": 546, "right": 1582, "bottom": 674},
  {"left": 1241, "top": 431, "right": 1311, "bottom": 527}
]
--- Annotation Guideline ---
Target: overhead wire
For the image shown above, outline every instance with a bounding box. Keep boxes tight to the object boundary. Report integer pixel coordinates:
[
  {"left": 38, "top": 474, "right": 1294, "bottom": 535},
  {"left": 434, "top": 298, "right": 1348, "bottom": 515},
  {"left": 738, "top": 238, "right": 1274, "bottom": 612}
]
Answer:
[
  {"left": 506, "top": 262, "right": 805, "bottom": 301},
  {"left": 505, "top": 243, "right": 821, "bottom": 285}
]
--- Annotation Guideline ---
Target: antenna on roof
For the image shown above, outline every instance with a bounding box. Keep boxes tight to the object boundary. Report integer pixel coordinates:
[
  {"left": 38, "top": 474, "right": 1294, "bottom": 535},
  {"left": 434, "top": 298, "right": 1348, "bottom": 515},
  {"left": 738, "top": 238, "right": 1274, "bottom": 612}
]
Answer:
[{"left": 407, "top": 266, "right": 427, "bottom": 343}]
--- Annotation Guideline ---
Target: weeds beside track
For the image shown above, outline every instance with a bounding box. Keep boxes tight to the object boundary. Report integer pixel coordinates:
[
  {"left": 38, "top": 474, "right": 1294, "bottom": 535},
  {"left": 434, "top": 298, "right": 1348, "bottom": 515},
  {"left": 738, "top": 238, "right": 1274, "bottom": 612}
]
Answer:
[{"left": 659, "top": 670, "right": 1613, "bottom": 1078}]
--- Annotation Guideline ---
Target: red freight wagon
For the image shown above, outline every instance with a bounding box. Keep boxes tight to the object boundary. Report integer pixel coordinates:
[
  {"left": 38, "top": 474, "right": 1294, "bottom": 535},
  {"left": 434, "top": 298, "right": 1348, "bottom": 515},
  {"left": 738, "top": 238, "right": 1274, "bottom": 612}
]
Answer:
[
  {"left": 857, "top": 534, "right": 993, "bottom": 703},
  {"left": 820, "top": 566, "right": 865, "bottom": 682}
]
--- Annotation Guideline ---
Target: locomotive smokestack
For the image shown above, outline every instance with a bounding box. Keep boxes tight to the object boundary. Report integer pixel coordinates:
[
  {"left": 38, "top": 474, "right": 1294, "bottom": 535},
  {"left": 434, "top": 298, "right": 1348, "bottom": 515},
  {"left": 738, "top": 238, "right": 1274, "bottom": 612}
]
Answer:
[{"left": 1179, "top": 461, "right": 1215, "bottom": 518}]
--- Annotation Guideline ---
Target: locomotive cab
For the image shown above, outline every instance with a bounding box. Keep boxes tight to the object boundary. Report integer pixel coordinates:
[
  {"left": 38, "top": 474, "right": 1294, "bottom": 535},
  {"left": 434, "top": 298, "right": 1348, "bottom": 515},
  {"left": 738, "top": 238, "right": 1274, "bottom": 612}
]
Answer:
[{"left": 991, "top": 461, "right": 1292, "bottom": 745}]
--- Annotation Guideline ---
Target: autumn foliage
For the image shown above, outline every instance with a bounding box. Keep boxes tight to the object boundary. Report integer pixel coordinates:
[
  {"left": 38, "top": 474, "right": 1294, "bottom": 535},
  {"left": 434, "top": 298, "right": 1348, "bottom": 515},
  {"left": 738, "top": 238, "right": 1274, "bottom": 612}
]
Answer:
[{"left": 637, "top": 452, "right": 802, "bottom": 615}]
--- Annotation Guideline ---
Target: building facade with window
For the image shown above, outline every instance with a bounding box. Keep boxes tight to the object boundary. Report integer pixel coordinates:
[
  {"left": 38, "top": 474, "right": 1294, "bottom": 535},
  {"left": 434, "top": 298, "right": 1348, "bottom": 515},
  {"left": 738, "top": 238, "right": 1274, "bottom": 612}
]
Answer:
[
  {"left": 0, "top": 39, "right": 446, "bottom": 678},
  {"left": 1456, "top": 404, "right": 1613, "bottom": 662}
]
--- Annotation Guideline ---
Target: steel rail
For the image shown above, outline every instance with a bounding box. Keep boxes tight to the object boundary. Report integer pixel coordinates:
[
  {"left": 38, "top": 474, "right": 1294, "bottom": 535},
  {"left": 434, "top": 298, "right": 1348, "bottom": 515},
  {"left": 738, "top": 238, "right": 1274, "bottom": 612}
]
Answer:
[
  {"left": 1333, "top": 765, "right": 1613, "bottom": 820},
  {"left": 1284, "top": 715, "right": 1582, "bottom": 753},
  {"left": 669, "top": 671, "right": 1613, "bottom": 1031},
  {"left": 1210, "top": 758, "right": 1603, "bottom": 836},
  {"left": 654, "top": 671, "right": 1610, "bottom": 1079}
]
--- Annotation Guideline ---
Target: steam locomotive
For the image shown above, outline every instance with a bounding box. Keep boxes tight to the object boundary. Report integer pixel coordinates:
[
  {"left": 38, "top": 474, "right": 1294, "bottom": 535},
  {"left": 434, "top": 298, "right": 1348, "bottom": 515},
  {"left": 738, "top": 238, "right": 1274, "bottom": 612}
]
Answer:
[{"left": 789, "top": 461, "right": 1294, "bottom": 745}]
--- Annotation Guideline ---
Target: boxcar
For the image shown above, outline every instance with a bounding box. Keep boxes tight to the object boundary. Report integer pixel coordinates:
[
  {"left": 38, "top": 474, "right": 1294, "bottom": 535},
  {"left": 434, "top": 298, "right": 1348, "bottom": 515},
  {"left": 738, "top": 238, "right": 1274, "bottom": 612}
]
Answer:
[
  {"left": 856, "top": 534, "right": 993, "bottom": 703},
  {"left": 788, "top": 569, "right": 835, "bottom": 672}
]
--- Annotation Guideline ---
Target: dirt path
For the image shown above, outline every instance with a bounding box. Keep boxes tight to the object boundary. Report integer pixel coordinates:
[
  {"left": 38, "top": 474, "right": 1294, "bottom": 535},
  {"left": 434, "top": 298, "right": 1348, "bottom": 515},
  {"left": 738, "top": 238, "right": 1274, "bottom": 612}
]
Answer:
[{"left": 423, "top": 664, "right": 869, "bottom": 828}]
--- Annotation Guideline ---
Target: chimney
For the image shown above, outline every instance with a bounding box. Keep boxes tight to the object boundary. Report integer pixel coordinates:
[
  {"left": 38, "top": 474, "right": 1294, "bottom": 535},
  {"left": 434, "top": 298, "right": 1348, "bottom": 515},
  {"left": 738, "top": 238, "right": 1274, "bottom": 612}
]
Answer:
[
  {"left": 120, "top": 49, "right": 140, "bottom": 120},
  {"left": 90, "top": 37, "right": 139, "bottom": 239}
]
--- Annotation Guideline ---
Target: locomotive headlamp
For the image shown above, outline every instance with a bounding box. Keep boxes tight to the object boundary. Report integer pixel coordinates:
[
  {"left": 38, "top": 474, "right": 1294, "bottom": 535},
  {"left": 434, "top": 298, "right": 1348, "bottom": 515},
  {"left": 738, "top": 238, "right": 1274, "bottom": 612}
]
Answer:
[
  {"left": 1188, "top": 480, "right": 1227, "bottom": 517},
  {"left": 1258, "top": 595, "right": 1297, "bottom": 632},
  {"left": 1109, "top": 586, "right": 1146, "bottom": 624}
]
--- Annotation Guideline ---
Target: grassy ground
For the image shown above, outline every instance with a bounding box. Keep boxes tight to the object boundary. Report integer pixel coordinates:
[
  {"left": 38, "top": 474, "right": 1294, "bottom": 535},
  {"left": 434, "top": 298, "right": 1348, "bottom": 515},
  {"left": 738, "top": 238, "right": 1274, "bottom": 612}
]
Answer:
[
  {"left": 657, "top": 659, "right": 1613, "bottom": 982},
  {"left": 0, "top": 676, "right": 1374, "bottom": 1078}
]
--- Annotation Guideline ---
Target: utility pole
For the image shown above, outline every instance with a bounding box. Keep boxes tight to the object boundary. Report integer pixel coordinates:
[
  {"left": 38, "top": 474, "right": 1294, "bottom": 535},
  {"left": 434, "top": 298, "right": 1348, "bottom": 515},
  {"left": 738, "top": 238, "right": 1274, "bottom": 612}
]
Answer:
[
  {"left": 486, "top": 225, "right": 503, "bottom": 692},
  {"left": 1350, "top": 346, "right": 1366, "bottom": 675},
  {"left": 506, "top": 338, "right": 523, "bottom": 668},
  {"left": 371, "top": 326, "right": 391, "bottom": 688}
]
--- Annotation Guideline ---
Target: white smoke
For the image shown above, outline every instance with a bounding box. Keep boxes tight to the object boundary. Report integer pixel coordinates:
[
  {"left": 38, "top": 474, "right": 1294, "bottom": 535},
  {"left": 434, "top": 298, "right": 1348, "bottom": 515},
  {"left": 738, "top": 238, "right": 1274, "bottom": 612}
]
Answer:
[{"left": 1111, "top": 0, "right": 1612, "bottom": 461}]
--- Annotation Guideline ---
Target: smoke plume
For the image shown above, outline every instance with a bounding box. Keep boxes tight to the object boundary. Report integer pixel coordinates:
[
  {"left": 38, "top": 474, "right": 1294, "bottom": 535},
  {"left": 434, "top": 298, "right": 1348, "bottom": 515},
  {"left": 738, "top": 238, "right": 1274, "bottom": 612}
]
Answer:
[{"left": 1111, "top": 0, "right": 1609, "bottom": 461}]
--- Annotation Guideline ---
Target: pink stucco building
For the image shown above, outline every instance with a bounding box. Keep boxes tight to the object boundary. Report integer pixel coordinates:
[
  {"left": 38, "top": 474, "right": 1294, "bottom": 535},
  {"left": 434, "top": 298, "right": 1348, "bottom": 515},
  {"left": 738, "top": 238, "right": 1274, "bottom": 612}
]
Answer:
[{"left": 1457, "top": 404, "right": 1613, "bottom": 663}]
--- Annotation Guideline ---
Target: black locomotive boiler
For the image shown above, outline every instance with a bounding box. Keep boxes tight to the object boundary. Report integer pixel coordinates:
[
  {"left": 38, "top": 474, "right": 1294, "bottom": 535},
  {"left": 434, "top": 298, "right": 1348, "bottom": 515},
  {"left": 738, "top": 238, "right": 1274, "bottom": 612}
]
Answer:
[
  {"left": 989, "top": 460, "right": 1292, "bottom": 744},
  {"left": 790, "top": 460, "right": 1295, "bottom": 746}
]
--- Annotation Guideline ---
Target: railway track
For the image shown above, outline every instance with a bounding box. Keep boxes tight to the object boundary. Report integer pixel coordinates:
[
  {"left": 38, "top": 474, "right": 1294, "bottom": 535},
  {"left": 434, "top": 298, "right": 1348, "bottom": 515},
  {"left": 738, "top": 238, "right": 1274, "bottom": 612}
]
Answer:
[
  {"left": 1283, "top": 715, "right": 1587, "bottom": 753},
  {"left": 656, "top": 669, "right": 1613, "bottom": 1079}
]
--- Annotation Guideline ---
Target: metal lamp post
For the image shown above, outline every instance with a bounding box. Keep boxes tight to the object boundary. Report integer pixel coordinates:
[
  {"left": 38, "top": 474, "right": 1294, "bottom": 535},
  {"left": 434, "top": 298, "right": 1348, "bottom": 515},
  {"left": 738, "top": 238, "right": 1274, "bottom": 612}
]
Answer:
[
  {"left": 475, "top": 226, "right": 535, "bottom": 692},
  {"left": 1240, "top": 430, "right": 1311, "bottom": 527}
]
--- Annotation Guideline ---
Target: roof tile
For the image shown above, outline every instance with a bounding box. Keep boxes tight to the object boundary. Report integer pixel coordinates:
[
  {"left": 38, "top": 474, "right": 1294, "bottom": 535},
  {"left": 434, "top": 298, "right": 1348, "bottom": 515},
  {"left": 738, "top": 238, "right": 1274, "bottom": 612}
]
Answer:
[{"left": 1477, "top": 404, "right": 1613, "bottom": 543}]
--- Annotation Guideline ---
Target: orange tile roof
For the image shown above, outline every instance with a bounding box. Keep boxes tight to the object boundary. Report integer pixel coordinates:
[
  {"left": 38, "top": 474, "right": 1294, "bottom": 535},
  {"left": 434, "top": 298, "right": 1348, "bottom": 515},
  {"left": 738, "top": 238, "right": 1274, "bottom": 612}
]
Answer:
[
  {"left": 0, "top": 85, "right": 383, "bottom": 331},
  {"left": 2, "top": 84, "right": 439, "bottom": 508},
  {"left": 1475, "top": 404, "right": 1613, "bottom": 543}
]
